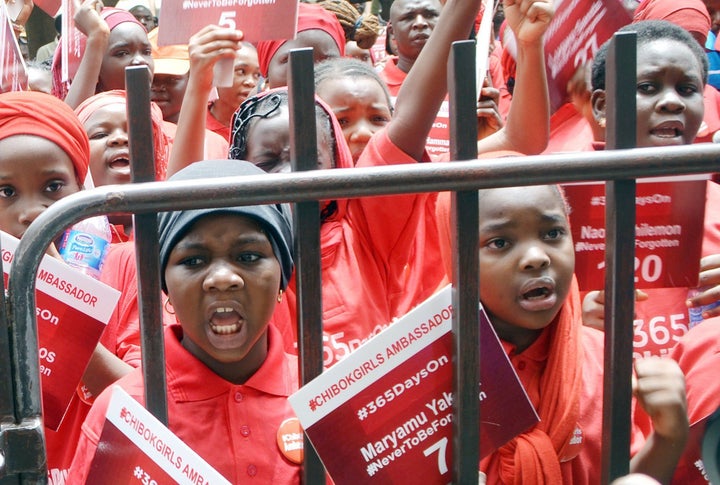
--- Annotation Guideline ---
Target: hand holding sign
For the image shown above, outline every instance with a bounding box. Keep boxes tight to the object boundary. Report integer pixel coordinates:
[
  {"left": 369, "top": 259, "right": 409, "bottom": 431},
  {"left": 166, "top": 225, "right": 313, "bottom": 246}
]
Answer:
[{"left": 187, "top": 25, "right": 243, "bottom": 88}]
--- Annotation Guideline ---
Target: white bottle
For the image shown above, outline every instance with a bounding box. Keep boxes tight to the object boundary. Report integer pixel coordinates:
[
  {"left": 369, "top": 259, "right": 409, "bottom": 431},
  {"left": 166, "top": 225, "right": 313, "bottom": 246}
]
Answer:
[{"left": 58, "top": 215, "right": 112, "bottom": 280}]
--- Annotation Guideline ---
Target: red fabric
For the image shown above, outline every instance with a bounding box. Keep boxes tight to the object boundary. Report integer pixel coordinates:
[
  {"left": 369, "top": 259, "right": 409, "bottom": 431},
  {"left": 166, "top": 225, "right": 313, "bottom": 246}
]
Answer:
[
  {"left": 633, "top": 0, "right": 711, "bottom": 44},
  {"left": 256, "top": 2, "right": 346, "bottom": 77},
  {"left": 694, "top": 85, "right": 720, "bottom": 143},
  {"left": 543, "top": 103, "right": 595, "bottom": 154},
  {"left": 206, "top": 103, "right": 231, "bottom": 141},
  {"left": 67, "top": 324, "right": 301, "bottom": 483},
  {"left": 0, "top": 91, "right": 90, "bottom": 182},
  {"left": 51, "top": 8, "right": 146, "bottom": 99},
  {"left": 281, "top": 128, "right": 438, "bottom": 366},
  {"left": 670, "top": 316, "right": 720, "bottom": 424},
  {"left": 45, "top": 241, "right": 142, "bottom": 479},
  {"left": 379, "top": 57, "right": 451, "bottom": 157},
  {"left": 161, "top": 120, "right": 229, "bottom": 162},
  {"left": 489, "top": 41, "right": 512, "bottom": 119},
  {"left": 74, "top": 90, "right": 170, "bottom": 181}
]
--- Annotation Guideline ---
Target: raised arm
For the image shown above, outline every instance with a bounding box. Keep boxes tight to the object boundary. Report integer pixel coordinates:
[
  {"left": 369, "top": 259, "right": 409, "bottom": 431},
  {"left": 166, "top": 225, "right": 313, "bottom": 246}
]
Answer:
[
  {"left": 167, "top": 25, "right": 243, "bottom": 177},
  {"left": 388, "top": 0, "right": 483, "bottom": 161},
  {"left": 476, "top": 0, "right": 553, "bottom": 155},
  {"left": 63, "top": 0, "right": 109, "bottom": 109}
]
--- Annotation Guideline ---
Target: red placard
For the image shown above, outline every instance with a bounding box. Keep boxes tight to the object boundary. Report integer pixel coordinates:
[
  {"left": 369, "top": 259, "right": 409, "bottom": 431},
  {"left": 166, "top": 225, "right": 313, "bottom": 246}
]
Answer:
[
  {"left": 1, "top": 231, "right": 119, "bottom": 430},
  {"left": 156, "top": 0, "right": 299, "bottom": 46},
  {"left": 87, "top": 386, "right": 231, "bottom": 484},
  {"left": 542, "top": 0, "right": 631, "bottom": 111},
  {"left": 289, "top": 286, "right": 539, "bottom": 484},
  {"left": 563, "top": 177, "right": 707, "bottom": 291},
  {"left": 0, "top": 2, "right": 28, "bottom": 93},
  {"left": 34, "top": 0, "right": 61, "bottom": 16}
]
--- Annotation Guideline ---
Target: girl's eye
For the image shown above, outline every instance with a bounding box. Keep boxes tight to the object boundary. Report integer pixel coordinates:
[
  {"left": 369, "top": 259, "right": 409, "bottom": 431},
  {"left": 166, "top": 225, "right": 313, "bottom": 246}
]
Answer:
[
  {"left": 0, "top": 186, "right": 16, "bottom": 198},
  {"left": 679, "top": 84, "right": 699, "bottom": 95},
  {"left": 487, "top": 238, "right": 509, "bottom": 250},
  {"left": 45, "top": 181, "right": 65, "bottom": 193},
  {"left": 89, "top": 132, "right": 108, "bottom": 140},
  {"left": 637, "top": 83, "right": 657, "bottom": 94},
  {"left": 180, "top": 256, "right": 204, "bottom": 267},
  {"left": 337, "top": 118, "right": 349, "bottom": 126},
  {"left": 545, "top": 228, "right": 566, "bottom": 240},
  {"left": 238, "top": 253, "right": 261, "bottom": 263}
]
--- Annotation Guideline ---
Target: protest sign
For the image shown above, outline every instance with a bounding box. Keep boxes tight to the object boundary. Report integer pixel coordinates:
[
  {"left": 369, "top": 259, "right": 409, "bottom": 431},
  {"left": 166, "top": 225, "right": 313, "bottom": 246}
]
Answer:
[
  {"left": 290, "top": 285, "right": 538, "bottom": 484},
  {"left": 1, "top": 231, "right": 119, "bottom": 430}
]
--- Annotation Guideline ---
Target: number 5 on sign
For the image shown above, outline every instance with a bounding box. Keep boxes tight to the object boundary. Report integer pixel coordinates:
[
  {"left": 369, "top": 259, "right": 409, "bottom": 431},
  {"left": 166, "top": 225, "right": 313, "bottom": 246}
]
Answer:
[
  {"left": 423, "top": 437, "right": 449, "bottom": 475},
  {"left": 157, "top": 0, "right": 298, "bottom": 46},
  {"left": 218, "top": 11, "right": 236, "bottom": 29}
]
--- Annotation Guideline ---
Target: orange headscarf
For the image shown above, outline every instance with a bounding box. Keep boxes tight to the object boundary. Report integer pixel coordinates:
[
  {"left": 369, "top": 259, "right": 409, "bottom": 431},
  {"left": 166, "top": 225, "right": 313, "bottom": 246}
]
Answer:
[
  {"left": 435, "top": 185, "right": 583, "bottom": 484},
  {"left": 0, "top": 91, "right": 90, "bottom": 183},
  {"left": 74, "top": 90, "right": 169, "bottom": 181}
]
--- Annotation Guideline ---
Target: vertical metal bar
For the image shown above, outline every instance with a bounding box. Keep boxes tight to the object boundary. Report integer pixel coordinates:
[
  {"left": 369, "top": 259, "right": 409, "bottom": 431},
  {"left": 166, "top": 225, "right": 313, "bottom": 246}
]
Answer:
[
  {"left": 601, "top": 31, "right": 637, "bottom": 484},
  {"left": 126, "top": 65, "right": 168, "bottom": 425},
  {"left": 288, "top": 48, "right": 325, "bottom": 484},
  {"left": 449, "top": 40, "right": 480, "bottom": 482},
  {"left": 0, "top": 234, "right": 34, "bottom": 485}
]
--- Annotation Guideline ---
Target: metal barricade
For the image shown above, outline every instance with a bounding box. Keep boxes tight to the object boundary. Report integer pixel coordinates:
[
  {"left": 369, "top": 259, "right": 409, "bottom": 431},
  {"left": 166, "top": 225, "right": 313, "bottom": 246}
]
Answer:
[{"left": 1, "top": 35, "right": 720, "bottom": 484}]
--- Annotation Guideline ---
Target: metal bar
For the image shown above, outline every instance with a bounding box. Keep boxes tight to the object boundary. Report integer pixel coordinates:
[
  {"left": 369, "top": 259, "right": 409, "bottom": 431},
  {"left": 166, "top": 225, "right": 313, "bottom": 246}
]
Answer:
[
  {"left": 448, "top": 39, "right": 481, "bottom": 483},
  {"left": 126, "top": 66, "right": 168, "bottom": 425},
  {"left": 288, "top": 47, "right": 325, "bottom": 485},
  {"left": 6, "top": 143, "right": 720, "bottom": 480},
  {"left": 601, "top": 31, "right": 637, "bottom": 484}
]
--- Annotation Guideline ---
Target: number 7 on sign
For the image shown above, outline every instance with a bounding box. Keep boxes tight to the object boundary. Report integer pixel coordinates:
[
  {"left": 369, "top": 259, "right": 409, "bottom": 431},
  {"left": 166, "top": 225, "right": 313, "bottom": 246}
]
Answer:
[{"left": 423, "top": 437, "right": 449, "bottom": 475}]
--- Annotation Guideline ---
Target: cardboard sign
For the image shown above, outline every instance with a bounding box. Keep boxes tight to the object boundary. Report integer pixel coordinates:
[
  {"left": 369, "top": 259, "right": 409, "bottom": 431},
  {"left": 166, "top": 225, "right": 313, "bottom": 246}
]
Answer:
[
  {"left": 542, "top": 0, "right": 630, "bottom": 111},
  {"left": 1, "top": 231, "right": 119, "bottom": 430},
  {"left": 289, "top": 285, "right": 539, "bottom": 484},
  {"left": 563, "top": 177, "right": 707, "bottom": 291},
  {"left": 157, "top": 0, "right": 299, "bottom": 46},
  {"left": 0, "top": 2, "right": 27, "bottom": 93},
  {"left": 60, "top": 0, "right": 82, "bottom": 83},
  {"left": 86, "top": 386, "right": 231, "bottom": 484}
]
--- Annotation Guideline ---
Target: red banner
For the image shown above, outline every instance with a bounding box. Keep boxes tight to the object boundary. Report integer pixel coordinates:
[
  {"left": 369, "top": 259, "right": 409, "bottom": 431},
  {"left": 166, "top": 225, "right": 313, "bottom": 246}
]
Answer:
[
  {"left": 157, "top": 0, "right": 299, "bottom": 46},
  {"left": 563, "top": 178, "right": 707, "bottom": 291},
  {"left": 290, "top": 286, "right": 539, "bottom": 484},
  {"left": 1, "top": 231, "right": 119, "bottom": 430}
]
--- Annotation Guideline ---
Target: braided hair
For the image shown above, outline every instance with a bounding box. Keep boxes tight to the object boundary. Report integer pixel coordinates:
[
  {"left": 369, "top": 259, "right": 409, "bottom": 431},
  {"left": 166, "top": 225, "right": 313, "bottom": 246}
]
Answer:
[{"left": 318, "top": 0, "right": 381, "bottom": 49}]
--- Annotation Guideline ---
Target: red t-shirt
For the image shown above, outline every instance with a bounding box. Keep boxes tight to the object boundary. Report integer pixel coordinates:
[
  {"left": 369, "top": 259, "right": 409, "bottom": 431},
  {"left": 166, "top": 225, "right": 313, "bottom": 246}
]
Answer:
[
  {"left": 544, "top": 103, "right": 595, "bottom": 154},
  {"left": 481, "top": 326, "right": 645, "bottom": 483},
  {"left": 281, "top": 129, "right": 445, "bottom": 367},
  {"left": 67, "top": 324, "right": 301, "bottom": 483},
  {"left": 379, "top": 57, "right": 451, "bottom": 158},
  {"left": 206, "top": 103, "right": 231, "bottom": 142}
]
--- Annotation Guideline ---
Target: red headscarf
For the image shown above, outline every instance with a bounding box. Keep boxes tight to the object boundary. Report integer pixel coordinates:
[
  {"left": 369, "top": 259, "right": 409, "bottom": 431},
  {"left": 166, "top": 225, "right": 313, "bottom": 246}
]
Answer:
[
  {"left": 51, "top": 8, "right": 147, "bottom": 100},
  {"left": 0, "top": 91, "right": 90, "bottom": 183},
  {"left": 435, "top": 181, "right": 583, "bottom": 484},
  {"left": 633, "top": 0, "right": 711, "bottom": 44},
  {"left": 256, "top": 2, "right": 346, "bottom": 78},
  {"left": 74, "top": 90, "right": 170, "bottom": 181}
]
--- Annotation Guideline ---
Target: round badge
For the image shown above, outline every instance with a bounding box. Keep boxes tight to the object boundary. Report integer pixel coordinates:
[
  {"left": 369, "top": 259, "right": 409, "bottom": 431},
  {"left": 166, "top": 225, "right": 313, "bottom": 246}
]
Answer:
[{"left": 277, "top": 417, "right": 304, "bottom": 464}]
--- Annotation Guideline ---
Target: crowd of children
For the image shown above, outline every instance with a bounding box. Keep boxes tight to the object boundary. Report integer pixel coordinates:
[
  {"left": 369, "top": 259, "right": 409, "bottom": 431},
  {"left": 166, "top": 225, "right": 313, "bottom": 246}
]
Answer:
[{"left": 3, "top": 0, "right": 720, "bottom": 482}]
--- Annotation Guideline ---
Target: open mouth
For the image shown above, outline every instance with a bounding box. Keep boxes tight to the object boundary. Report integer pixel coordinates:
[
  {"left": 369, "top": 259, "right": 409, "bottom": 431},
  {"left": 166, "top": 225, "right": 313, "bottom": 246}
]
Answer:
[
  {"left": 210, "top": 307, "right": 242, "bottom": 335},
  {"left": 518, "top": 278, "right": 557, "bottom": 311}
]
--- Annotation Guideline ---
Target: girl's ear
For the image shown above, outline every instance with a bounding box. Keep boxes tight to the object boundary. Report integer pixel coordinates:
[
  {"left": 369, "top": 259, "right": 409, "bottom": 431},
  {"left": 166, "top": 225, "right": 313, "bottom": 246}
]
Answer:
[{"left": 590, "top": 89, "right": 606, "bottom": 126}]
